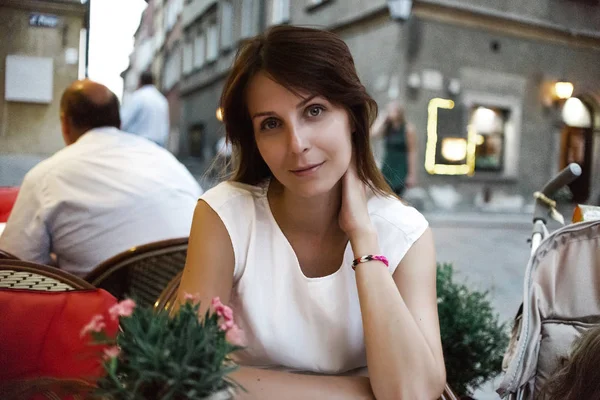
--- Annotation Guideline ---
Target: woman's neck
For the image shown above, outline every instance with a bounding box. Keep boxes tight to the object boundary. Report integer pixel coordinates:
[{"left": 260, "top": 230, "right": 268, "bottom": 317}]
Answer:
[{"left": 268, "top": 179, "right": 344, "bottom": 240}]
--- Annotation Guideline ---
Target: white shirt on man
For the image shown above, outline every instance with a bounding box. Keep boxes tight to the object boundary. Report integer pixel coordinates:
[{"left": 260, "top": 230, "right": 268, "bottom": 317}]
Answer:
[
  {"left": 121, "top": 85, "right": 169, "bottom": 147},
  {"left": 0, "top": 127, "right": 202, "bottom": 276}
]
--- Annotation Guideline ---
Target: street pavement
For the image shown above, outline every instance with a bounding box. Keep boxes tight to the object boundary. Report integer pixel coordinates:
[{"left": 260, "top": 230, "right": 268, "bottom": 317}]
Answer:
[
  {"left": 428, "top": 213, "right": 532, "bottom": 323},
  {"left": 427, "top": 213, "right": 534, "bottom": 399}
]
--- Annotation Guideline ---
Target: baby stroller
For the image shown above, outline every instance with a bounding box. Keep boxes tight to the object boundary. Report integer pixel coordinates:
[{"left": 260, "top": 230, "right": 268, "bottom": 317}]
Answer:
[{"left": 497, "top": 163, "right": 600, "bottom": 399}]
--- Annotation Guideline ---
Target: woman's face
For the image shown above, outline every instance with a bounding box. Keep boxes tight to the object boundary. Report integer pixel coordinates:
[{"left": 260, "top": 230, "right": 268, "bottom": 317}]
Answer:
[{"left": 246, "top": 71, "right": 353, "bottom": 198}]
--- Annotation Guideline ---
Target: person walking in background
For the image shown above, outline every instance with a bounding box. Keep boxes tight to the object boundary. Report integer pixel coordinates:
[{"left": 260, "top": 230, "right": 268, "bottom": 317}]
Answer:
[
  {"left": 0, "top": 79, "right": 202, "bottom": 277},
  {"left": 121, "top": 71, "right": 170, "bottom": 147},
  {"left": 371, "top": 101, "right": 418, "bottom": 196}
]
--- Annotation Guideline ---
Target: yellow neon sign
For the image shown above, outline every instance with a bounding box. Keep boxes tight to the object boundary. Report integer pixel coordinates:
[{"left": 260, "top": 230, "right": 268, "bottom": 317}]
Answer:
[{"left": 425, "top": 98, "right": 476, "bottom": 176}]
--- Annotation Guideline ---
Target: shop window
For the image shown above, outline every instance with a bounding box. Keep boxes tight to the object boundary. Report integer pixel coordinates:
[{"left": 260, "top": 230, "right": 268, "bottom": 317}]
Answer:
[{"left": 469, "top": 106, "right": 510, "bottom": 172}]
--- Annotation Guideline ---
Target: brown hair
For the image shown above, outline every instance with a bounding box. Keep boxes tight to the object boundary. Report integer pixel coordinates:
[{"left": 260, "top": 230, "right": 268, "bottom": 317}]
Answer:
[
  {"left": 541, "top": 325, "right": 600, "bottom": 400},
  {"left": 219, "top": 25, "right": 393, "bottom": 196}
]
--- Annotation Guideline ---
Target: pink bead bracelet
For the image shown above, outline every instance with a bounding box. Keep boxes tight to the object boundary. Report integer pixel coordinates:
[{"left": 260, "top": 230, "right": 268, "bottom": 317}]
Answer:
[{"left": 351, "top": 255, "right": 389, "bottom": 270}]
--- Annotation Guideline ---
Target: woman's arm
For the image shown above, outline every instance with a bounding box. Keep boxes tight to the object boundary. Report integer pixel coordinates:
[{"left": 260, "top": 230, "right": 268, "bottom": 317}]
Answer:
[
  {"left": 340, "top": 164, "right": 445, "bottom": 400},
  {"left": 353, "top": 228, "right": 445, "bottom": 400},
  {"left": 177, "top": 200, "right": 235, "bottom": 315},
  {"left": 177, "top": 201, "right": 375, "bottom": 399},
  {"left": 231, "top": 366, "right": 374, "bottom": 400}
]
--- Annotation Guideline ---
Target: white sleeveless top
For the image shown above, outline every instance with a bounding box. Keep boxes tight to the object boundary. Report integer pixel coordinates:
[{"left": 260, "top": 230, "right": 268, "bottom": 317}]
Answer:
[{"left": 201, "top": 180, "right": 428, "bottom": 374}]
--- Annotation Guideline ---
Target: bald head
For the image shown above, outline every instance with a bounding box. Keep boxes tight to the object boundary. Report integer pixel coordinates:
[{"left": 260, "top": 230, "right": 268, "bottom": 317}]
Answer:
[{"left": 60, "top": 79, "right": 120, "bottom": 143}]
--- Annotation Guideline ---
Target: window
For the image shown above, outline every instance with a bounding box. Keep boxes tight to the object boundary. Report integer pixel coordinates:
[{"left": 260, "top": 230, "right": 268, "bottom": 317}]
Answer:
[
  {"left": 163, "top": 46, "right": 181, "bottom": 91},
  {"left": 193, "top": 28, "right": 206, "bottom": 68},
  {"left": 135, "top": 39, "right": 154, "bottom": 72},
  {"left": 165, "top": 0, "right": 184, "bottom": 32},
  {"left": 220, "top": 1, "right": 234, "bottom": 49},
  {"left": 469, "top": 106, "right": 510, "bottom": 172},
  {"left": 426, "top": 100, "right": 514, "bottom": 176},
  {"left": 271, "top": 0, "right": 290, "bottom": 24},
  {"left": 206, "top": 21, "right": 219, "bottom": 61},
  {"left": 183, "top": 39, "right": 193, "bottom": 74},
  {"left": 241, "top": 0, "right": 258, "bottom": 38}
]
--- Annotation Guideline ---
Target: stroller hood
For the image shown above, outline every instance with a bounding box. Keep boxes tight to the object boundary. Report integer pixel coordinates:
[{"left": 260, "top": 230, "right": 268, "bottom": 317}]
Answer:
[{"left": 497, "top": 220, "right": 600, "bottom": 399}]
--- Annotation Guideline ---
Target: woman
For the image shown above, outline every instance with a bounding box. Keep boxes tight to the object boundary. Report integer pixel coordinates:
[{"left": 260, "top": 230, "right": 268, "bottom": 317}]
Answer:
[
  {"left": 371, "top": 102, "right": 418, "bottom": 196},
  {"left": 178, "top": 25, "right": 445, "bottom": 400}
]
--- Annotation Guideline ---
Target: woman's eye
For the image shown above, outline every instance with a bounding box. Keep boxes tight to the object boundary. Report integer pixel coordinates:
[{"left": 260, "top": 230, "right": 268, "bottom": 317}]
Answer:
[
  {"left": 261, "top": 118, "right": 280, "bottom": 131},
  {"left": 307, "top": 105, "right": 325, "bottom": 117}
]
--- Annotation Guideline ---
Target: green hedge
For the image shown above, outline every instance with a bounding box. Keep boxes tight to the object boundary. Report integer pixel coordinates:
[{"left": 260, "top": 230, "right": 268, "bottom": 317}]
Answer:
[{"left": 437, "top": 263, "right": 510, "bottom": 396}]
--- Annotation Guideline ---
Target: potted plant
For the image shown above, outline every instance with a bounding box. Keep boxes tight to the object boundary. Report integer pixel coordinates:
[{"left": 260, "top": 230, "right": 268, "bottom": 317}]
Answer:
[
  {"left": 437, "top": 263, "right": 509, "bottom": 397},
  {"left": 82, "top": 295, "right": 245, "bottom": 400}
]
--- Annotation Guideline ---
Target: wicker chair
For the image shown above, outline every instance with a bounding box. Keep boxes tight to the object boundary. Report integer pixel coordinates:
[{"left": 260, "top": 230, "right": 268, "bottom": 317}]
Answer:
[
  {"left": 154, "top": 272, "right": 460, "bottom": 400},
  {"left": 0, "top": 249, "right": 18, "bottom": 260},
  {"left": 0, "top": 259, "right": 93, "bottom": 291},
  {"left": 154, "top": 270, "right": 182, "bottom": 311},
  {"left": 440, "top": 384, "right": 459, "bottom": 400},
  {"left": 85, "top": 237, "right": 188, "bottom": 308}
]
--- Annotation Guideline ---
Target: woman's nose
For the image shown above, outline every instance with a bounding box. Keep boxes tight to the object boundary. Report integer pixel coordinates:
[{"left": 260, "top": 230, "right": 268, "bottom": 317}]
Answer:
[{"left": 287, "top": 124, "right": 310, "bottom": 154}]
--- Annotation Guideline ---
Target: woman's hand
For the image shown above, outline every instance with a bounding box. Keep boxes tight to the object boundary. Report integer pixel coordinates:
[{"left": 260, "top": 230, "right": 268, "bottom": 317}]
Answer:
[{"left": 339, "top": 161, "right": 379, "bottom": 256}]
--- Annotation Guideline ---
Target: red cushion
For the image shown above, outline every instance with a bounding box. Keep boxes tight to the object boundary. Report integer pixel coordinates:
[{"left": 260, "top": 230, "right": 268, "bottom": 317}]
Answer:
[
  {"left": 0, "top": 187, "right": 19, "bottom": 223},
  {"left": 0, "top": 288, "right": 119, "bottom": 382}
]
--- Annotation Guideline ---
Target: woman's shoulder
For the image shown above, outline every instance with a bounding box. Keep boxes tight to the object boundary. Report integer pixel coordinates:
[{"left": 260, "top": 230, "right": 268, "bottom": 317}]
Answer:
[
  {"left": 367, "top": 194, "right": 429, "bottom": 271},
  {"left": 367, "top": 193, "right": 429, "bottom": 242},
  {"left": 200, "top": 180, "right": 267, "bottom": 209}
]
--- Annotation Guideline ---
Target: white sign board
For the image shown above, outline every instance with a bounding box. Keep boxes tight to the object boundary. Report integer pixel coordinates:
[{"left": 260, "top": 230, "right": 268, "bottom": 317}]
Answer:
[{"left": 5, "top": 55, "right": 54, "bottom": 104}]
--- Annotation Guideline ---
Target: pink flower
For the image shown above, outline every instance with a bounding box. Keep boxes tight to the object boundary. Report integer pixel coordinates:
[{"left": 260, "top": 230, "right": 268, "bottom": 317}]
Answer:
[
  {"left": 219, "top": 319, "right": 234, "bottom": 331},
  {"left": 184, "top": 292, "right": 200, "bottom": 303},
  {"left": 211, "top": 297, "right": 223, "bottom": 310},
  {"left": 211, "top": 297, "right": 233, "bottom": 320},
  {"left": 211, "top": 296, "right": 244, "bottom": 345},
  {"left": 80, "top": 314, "right": 106, "bottom": 337},
  {"left": 109, "top": 299, "right": 136, "bottom": 321},
  {"left": 217, "top": 305, "right": 234, "bottom": 321},
  {"left": 225, "top": 324, "right": 246, "bottom": 347},
  {"left": 103, "top": 346, "right": 120, "bottom": 360}
]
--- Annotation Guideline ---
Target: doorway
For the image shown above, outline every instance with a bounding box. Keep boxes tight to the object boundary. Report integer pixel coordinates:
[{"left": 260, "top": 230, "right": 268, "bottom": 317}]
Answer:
[{"left": 559, "top": 97, "right": 595, "bottom": 203}]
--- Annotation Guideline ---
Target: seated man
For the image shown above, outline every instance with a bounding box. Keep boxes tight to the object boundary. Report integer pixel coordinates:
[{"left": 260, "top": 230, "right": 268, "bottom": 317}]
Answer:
[{"left": 0, "top": 79, "right": 202, "bottom": 276}]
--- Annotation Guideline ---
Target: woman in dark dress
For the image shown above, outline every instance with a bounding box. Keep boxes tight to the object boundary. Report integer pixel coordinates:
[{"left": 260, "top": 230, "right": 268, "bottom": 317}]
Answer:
[{"left": 371, "top": 102, "right": 418, "bottom": 196}]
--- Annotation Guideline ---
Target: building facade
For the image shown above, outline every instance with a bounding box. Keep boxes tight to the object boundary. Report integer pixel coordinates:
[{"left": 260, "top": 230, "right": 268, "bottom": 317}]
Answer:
[
  {"left": 0, "top": 0, "right": 88, "bottom": 174},
  {"left": 122, "top": 0, "right": 185, "bottom": 154},
  {"left": 177, "top": 0, "right": 600, "bottom": 211}
]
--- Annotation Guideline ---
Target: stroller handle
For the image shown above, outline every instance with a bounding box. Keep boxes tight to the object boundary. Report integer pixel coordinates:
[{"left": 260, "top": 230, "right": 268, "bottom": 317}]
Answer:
[{"left": 533, "top": 163, "right": 582, "bottom": 223}]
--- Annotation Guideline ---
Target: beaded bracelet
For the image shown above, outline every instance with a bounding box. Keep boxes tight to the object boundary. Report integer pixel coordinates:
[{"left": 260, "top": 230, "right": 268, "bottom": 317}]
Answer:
[{"left": 351, "top": 255, "right": 389, "bottom": 270}]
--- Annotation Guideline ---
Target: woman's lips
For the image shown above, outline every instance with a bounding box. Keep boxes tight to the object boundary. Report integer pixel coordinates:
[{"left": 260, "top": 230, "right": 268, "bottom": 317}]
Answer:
[{"left": 290, "top": 162, "right": 325, "bottom": 176}]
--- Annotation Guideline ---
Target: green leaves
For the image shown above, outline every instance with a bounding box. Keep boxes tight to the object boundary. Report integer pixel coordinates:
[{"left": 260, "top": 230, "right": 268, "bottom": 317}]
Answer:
[
  {"left": 437, "top": 263, "right": 509, "bottom": 396},
  {"left": 95, "top": 301, "right": 242, "bottom": 400}
]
